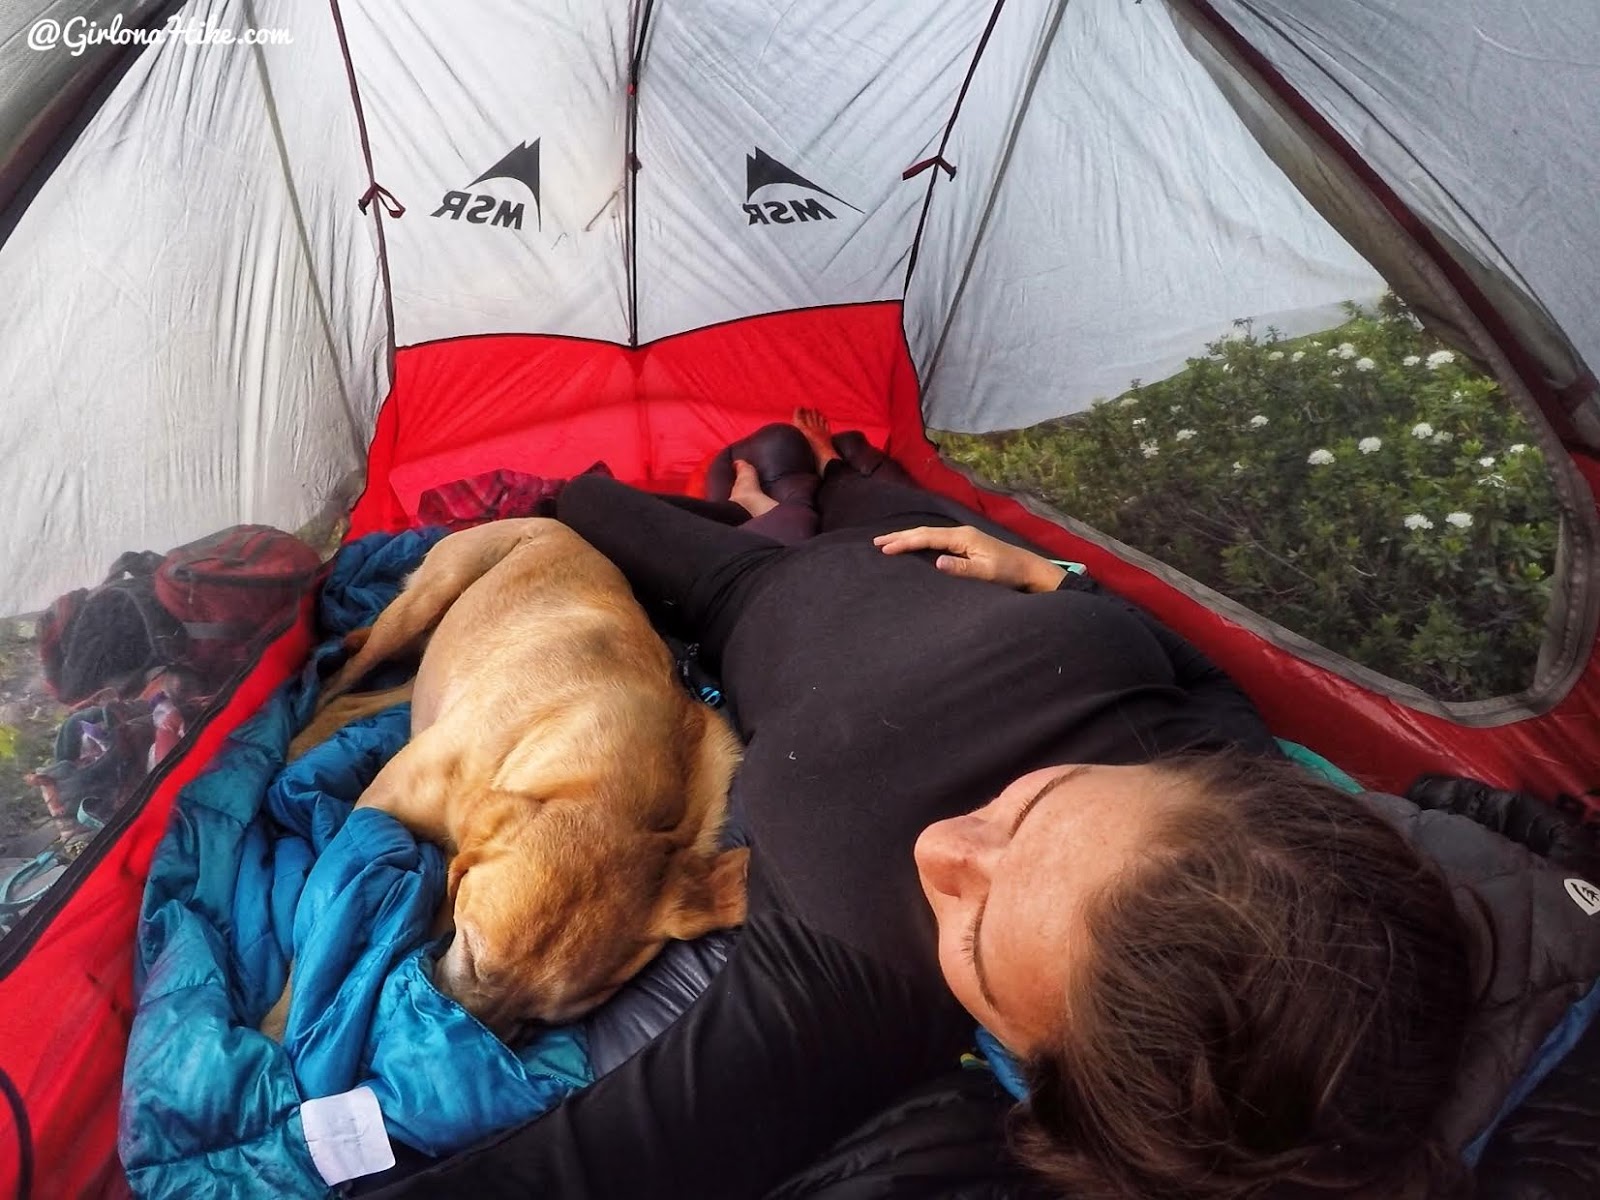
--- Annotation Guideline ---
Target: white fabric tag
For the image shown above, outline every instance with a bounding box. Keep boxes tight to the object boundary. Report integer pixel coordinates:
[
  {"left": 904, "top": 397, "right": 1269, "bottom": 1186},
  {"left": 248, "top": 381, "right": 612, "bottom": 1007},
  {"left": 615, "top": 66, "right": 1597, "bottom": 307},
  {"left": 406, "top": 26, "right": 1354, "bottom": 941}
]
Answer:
[
  {"left": 301, "top": 1085, "right": 396, "bottom": 1185},
  {"left": 1566, "top": 877, "right": 1600, "bottom": 917}
]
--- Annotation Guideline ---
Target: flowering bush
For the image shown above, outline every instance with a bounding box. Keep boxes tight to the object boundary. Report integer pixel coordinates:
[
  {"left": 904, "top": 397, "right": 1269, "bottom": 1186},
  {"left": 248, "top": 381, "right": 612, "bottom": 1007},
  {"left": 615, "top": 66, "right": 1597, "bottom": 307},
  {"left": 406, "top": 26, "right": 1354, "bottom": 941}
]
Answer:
[{"left": 934, "top": 295, "right": 1561, "bottom": 701}]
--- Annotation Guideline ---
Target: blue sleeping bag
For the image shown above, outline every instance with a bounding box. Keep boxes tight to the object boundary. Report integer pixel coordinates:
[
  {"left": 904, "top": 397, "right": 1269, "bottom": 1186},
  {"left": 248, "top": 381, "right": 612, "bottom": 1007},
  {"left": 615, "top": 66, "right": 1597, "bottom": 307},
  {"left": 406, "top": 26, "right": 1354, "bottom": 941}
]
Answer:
[{"left": 121, "top": 530, "right": 592, "bottom": 1199}]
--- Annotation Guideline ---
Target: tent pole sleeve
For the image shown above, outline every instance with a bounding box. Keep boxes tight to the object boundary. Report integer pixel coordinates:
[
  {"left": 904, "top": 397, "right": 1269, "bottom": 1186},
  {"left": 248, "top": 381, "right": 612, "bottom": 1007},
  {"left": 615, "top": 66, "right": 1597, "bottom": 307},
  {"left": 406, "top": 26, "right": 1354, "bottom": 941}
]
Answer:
[
  {"left": 916, "top": 0, "right": 1071, "bottom": 399},
  {"left": 327, "top": 0, "right": 398, "bottom": 389},
  {"left": 626, "top": 0, "right": 659, "bottom": 350}
]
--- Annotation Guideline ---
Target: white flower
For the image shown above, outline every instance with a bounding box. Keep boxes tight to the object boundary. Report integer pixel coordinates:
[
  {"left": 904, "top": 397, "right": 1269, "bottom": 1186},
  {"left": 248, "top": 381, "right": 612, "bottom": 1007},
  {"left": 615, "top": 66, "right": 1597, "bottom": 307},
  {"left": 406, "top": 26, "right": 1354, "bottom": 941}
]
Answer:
[
  {"left": 1403, "top": 513, "right": 1435, "bottom": 531},
  {"left": 1140, "top": 440, "right": 1159, "bottom": 458},
  {"left": 1175, "top": 428, "right": 1197, "bottom": 441},
  {"left": 1508, "top": 443, "right": 1528, "bottom": 454},
  {"left": 1477, "top": 474, "right": 1508, "bottom": 489},
  {"left": 1358, "top": 437, "right": 1382, "bottom": 454},
  {"left": 1355, "top": 357, "right": 1377, "bottom": 372},
  {"left": 1327, "top": 348, "right": 1340, "bottom": 358},
  {"left": 1446, "top": 511, "right": 1473, "bottom": 529},
  {"left": 1337, "top": 342, "right": 1358, "bottom": 359},
  {"left": 1410, "top": 422, "right": 1434, "bottom": 439},
  {"left": 1170, "top": 404, "right": 1183, "bottom": 413},
  {"left": 1307, "top": 448, "right": 1336, "bottom": 466},
  {"left": 1118, "top": 395, "right": 1139, "bottom": 408},
  {"left": 1403, "top": 355, "right": 1421, "bottom": 366},
  {"left": 1290, "top": 351, "right": 1306, "bottom": 363},
  {"left": 1478, "top": 456, "right": 1496, "bottom": 468},
  {"left": 1330, "top": 367, "right": 1345, "bottom": 377},
  {"left": 1268, "top": 351, "right": 1285, "bottom": 361},
  {"left": 1427, "top": 349, "right": 1457, "bottom": 369},
  {"left": 1131, "top": 417, "right": 1147, "bottom": 427},
  {"left": 1232, "top": 461, "right": 1245, "bottom": 473},
  {"left": 1432, "top": 431, "right": 1454, "bottom": 444},
  {"left": 1248, "top": 414, "right": 1269, "bottom": 429}
]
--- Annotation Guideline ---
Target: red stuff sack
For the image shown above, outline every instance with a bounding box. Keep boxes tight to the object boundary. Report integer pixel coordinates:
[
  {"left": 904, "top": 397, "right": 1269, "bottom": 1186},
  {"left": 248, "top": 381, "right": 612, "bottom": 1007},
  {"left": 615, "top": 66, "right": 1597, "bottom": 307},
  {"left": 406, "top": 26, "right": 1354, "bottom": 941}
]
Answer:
[{"left": 152, "top": 525, "right": 321, "bottom": 678}]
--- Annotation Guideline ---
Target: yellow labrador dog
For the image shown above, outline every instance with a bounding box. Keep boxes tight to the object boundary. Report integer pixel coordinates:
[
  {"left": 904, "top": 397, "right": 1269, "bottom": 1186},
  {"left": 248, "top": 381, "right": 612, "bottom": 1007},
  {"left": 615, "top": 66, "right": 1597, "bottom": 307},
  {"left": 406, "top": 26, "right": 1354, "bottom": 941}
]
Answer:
[{"left": 265, "top": 518, "right": 745, "bottom": 1042}]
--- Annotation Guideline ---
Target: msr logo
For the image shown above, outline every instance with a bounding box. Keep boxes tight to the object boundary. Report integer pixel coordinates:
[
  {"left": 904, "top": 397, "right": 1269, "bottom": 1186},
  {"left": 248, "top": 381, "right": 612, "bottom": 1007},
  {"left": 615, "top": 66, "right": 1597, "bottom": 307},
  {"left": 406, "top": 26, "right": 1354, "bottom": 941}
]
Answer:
[
  {"left": 1567, "top": 877, "right": 1600, "bottom": 917},
  {"left": 743, "top": 147, "right": 860, "bottom": 226},
  {"left": 433, "top": 139, "right": 540, "bottom": 231}
]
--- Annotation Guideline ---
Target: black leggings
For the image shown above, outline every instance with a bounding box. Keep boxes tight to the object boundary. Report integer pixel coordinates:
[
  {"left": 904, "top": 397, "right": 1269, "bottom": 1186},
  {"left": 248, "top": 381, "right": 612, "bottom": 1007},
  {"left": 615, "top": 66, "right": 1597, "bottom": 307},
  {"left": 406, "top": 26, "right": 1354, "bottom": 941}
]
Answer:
[{"left": 556, "top": 462, "right": 1030, "bottom": 660}]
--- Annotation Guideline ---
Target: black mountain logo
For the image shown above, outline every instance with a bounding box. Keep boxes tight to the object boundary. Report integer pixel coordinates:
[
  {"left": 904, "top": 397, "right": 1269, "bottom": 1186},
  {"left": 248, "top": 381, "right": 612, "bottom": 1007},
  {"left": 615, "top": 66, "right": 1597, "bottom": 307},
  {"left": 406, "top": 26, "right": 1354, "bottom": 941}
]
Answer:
[
  {"left": 743, "top": 147, "right": 860, "bottom": 226},
  {"left": 472, "top": 141, "right": 541, "bottom": 204},
  {"left": 432, "top": 139, "right": 541, "bottom": 231}
]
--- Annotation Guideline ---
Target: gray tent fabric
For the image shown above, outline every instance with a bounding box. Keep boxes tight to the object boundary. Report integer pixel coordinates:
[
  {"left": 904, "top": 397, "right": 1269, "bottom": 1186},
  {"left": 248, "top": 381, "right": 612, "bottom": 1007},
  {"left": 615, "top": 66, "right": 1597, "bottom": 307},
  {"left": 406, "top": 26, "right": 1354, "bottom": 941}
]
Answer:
[
  {"left": 0, "top": 0, "right": 386, "bottom": 616},
  {"left": 905, "top": 0, "right": 1382, "bottom": 434},
  {"left": 632, "top": 0, "right": 994, "bottom": 344},
  {"left": 335, "top": 0, "right": 634, "bottom": 347},
  {"left": 1192, "top": 1, "right": 1600, "bottom": 421},
  {"left": 0, "top": 0, "right": 173, "bottom": 210},
  {"left": 0, "top": 0, "right": 1594, "bottom": 615}
]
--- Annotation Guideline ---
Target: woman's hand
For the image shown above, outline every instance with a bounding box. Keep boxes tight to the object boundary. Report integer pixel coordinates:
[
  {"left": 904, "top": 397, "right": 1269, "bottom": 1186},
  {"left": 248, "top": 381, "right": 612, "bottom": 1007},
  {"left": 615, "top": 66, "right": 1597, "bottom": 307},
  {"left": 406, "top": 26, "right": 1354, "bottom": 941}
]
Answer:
[{"left": 873, "top": 526, "right": 1067, "bottom": 593}]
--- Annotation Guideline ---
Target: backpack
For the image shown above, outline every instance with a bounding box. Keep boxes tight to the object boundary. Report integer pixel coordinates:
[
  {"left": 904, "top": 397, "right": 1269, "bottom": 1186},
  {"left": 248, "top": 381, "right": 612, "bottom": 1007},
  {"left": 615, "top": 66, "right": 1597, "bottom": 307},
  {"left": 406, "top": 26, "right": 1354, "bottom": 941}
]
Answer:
[
  {"left": 38, "top": 525, "right": 321, "bottom": 704},
  {"left": 151, "top": 526, "right": 322, "bottom": 677}
]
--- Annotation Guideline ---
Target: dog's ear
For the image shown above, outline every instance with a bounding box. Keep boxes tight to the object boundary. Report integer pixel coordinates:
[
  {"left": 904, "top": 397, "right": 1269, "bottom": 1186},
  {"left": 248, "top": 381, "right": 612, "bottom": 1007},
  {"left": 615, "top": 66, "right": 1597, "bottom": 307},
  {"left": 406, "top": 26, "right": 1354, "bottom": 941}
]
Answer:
[
  {"left": 651, "top": 846, "right": 749, "bottom": 942},
  {"left": 446, "top": 847, "right": 480, "bottom": 906}
]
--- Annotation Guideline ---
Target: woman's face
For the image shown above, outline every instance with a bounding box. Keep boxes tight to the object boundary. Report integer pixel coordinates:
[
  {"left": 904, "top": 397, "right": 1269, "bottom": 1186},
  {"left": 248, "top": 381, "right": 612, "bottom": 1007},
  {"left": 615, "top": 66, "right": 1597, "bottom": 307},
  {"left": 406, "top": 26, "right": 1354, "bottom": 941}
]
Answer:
[{"left": 913, "top": 763, "right": 1175, "bottom": 1053}]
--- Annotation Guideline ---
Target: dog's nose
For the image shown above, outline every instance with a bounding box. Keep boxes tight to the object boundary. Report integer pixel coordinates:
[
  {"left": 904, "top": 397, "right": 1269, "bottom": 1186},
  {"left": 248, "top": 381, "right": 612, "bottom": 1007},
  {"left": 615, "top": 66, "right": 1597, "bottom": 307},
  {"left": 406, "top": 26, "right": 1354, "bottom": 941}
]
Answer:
[{"left": 501, "top": 1017, "right": 535, "bottom": 1044}]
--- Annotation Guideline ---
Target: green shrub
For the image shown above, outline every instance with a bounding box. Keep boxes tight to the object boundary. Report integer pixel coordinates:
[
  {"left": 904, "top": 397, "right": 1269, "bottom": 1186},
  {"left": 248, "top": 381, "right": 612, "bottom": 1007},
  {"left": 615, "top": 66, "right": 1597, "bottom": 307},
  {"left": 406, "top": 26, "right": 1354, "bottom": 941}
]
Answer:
[{"left": 934, "top": 296, "right": 1560, "bottom": 702}]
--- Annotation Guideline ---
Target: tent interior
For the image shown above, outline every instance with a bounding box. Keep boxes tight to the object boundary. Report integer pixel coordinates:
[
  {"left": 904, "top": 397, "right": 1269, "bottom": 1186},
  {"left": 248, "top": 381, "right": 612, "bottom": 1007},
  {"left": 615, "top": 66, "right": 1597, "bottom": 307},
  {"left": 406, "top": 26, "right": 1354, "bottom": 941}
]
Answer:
[{"left": 0, "top": 0, "right": 1598, "bottom": 1196}]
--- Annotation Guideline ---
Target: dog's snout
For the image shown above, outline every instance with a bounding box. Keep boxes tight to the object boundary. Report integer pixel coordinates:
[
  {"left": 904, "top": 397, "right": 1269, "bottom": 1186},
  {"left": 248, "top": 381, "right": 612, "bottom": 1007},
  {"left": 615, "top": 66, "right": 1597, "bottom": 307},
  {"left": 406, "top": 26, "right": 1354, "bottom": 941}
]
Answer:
[{"left": 495, "top": 1016, "right": 548, "bottom": 1045}]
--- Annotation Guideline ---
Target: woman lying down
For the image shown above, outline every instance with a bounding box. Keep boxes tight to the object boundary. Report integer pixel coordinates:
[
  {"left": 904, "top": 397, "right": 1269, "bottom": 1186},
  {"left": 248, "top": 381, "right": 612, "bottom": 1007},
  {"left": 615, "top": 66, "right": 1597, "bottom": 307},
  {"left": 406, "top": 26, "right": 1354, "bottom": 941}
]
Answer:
[{"left": 370, "top": 416, "right": 1574, "bottom": 1199}]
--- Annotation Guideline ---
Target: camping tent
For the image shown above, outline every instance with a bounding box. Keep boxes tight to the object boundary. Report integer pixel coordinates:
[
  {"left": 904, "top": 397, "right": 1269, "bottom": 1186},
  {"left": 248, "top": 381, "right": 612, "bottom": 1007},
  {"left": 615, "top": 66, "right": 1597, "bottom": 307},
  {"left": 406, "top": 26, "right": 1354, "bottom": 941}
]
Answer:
[{"left": 0, "top": 0, "right": 1597, "bottom": 1194}]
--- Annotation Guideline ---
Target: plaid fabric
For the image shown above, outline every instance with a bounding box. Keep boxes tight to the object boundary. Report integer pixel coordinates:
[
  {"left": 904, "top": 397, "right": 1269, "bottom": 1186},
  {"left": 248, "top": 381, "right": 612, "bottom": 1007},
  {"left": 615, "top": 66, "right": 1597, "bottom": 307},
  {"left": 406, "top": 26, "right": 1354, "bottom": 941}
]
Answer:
[{"left": 416, "top": 463, "right": 612, "bottom": 528}]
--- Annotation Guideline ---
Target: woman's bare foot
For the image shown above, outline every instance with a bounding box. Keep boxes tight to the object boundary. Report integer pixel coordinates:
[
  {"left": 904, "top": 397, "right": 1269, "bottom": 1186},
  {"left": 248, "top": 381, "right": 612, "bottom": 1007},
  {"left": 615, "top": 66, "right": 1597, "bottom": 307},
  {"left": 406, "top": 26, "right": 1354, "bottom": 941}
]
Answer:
[
  {"left": 793, "top": 407, "right": 841, "bottom": 470},
  {"left": 729, "top": 459, "right": 779, "bottom": 518}
]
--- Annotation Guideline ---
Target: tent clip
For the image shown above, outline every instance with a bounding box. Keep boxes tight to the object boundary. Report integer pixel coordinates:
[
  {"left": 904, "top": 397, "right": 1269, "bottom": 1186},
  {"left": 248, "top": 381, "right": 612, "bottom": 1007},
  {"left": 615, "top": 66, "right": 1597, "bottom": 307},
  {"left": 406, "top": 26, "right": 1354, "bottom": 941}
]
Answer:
[
  {"left": 902, "top": 155, "right": 957, "bottom": 182},
  {"left": 358, "top": 183, "right": 405, "bottom": 219}
]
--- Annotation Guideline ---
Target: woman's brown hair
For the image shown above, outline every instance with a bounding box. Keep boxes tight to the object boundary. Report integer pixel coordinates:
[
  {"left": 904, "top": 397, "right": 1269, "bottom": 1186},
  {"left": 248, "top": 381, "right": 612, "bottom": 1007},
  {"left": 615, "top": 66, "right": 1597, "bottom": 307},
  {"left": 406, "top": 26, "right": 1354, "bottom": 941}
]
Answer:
[{"left": 1015, "top": 750, "right": 1475, "bottom": 1198}]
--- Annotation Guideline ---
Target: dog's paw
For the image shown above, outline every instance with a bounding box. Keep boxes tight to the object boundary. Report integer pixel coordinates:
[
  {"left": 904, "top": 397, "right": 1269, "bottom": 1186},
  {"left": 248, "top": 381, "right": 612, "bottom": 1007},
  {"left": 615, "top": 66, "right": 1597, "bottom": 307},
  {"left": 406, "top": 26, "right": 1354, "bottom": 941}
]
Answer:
[
  {"left": 285, "top": 731, "right": 318, "bottom": 762},
  {"left": 655, "top": 846, "right": 750, "bottom": 941}
]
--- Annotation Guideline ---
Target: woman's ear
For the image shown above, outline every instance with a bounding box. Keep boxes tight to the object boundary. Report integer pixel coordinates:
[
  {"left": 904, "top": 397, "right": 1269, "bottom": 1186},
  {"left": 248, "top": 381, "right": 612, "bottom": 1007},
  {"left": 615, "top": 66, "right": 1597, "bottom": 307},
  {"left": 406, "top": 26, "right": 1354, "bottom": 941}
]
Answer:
[{"left": 652, "top": 847, "right": 750, "bottom": 941}]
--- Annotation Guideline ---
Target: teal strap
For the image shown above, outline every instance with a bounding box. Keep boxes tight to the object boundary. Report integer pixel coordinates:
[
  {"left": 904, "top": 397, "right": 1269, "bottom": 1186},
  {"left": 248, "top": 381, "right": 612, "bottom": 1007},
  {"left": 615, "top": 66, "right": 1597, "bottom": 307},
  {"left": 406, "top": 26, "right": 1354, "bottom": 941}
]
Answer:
[
  {"left": 0, "top": 851, "right": 65, "bottom": 913},
  {"left": 972, "top": 1027, "right": 1029, "bottom": 1101},
  {"left": 1046, "top": 558, "right": 1088, "bottom": 576},
  {"left": 1276, "top": 739, "right": 1363, "bottom": 794}
]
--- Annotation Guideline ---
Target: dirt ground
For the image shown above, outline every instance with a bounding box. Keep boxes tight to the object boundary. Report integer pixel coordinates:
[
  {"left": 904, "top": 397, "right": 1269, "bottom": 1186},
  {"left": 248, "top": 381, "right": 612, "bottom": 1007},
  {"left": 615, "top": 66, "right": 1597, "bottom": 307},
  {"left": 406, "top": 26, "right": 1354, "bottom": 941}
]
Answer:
[{"left": 0, "top": 617, "right": 69, "bottom": 851}]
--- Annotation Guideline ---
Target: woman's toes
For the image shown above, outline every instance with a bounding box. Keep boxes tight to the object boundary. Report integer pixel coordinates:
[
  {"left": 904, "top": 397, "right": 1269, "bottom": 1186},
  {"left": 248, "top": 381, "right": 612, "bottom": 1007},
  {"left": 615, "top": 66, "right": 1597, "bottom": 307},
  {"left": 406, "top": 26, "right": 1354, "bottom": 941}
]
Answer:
[
  {"left": 792, "top": 408, "right": 839, "bottom": 468},
  {"left": 730, "top": 459, "right": 778, "bottom": 517}
]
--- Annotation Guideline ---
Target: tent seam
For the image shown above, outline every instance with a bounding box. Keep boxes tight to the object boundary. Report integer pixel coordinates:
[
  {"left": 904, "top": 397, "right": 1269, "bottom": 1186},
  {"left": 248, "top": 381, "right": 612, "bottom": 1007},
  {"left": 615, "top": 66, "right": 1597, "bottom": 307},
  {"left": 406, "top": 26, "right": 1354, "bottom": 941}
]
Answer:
[
  {"left": 243, "top": 0, "right": 366, "bottom": 469},
  {"left": 625, "top": 0, "right": 659, "bottom": 350},
  {"left": 916, "top": 0, "right": 1074, "bottom": 399},
  {"left": 901, "top": 0, "right": 1012, "bottom": 294},
  {"left": 326, "top": 0, "right": 398, "bottom": 402},
  {"left": 389, "top": 298, "right": 903, "bottom": 354}
]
